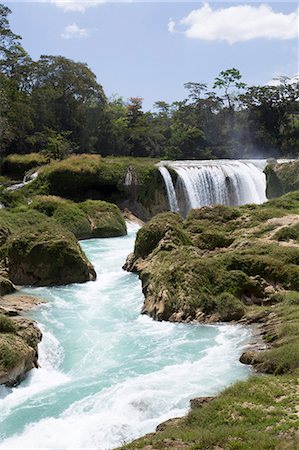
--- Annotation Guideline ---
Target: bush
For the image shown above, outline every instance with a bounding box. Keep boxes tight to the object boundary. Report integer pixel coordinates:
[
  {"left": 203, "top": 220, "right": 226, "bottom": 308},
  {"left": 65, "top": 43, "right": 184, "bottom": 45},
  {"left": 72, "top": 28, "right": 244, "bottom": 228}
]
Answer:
[{"left": 215, "top": 293, "right": 245, "bottom": 321}]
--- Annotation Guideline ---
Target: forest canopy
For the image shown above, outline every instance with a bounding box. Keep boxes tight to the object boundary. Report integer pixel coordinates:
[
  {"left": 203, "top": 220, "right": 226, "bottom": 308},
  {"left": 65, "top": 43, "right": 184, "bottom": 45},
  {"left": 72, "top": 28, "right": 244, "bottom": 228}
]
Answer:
[{"left": 0, "top": 4, "right": 298, "bottom": 160}]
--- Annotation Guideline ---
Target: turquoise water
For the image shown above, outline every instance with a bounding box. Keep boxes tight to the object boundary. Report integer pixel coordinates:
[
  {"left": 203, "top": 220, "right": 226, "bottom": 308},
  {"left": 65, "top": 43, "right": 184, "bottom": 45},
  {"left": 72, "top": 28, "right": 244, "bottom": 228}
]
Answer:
[{"left": 0, "top": 223, "right": 251, "bottom": 449}]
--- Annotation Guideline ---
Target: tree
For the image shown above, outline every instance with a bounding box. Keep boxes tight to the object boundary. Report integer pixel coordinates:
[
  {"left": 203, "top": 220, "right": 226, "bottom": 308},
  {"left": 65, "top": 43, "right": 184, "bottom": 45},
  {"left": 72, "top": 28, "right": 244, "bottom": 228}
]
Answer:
[
  {"left": 30, "top": 55, "right": 106, "bottom": 151},
  {"left": 213, "top": 68, "right": 246, "bottom": 110}
]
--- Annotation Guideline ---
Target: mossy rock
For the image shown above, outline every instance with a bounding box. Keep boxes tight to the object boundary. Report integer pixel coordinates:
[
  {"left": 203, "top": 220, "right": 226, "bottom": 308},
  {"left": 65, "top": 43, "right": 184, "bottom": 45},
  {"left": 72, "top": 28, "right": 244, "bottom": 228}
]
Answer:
[
  {"left": 30, "top": 195, "right": 92, "bottom": 239},
  {"left": 0, "top": 314, "right": 17, "bottom": 334},
  {"left": 0, "top": 332, "right": 37, "bottom": 386},
  {"left": 80, "top": 200, "right": 127, "bottom": 238},
  {"left": 265, "top": 161, "right": 299, "bottom": 199},
  {"left": 134, "top": 212, "right": 191, "bottom": 258},
  {"left": 33, "top": 155, "right": 157, "bottom": 201},
  {"left": 194, "top": 231, "right": 234, "bottom": 250},
  {"left": 2, "top": 153, "right": 48, "bottom": 179},
  {"left": 6, "top": 223, "right": 96, "bottom": 286}
]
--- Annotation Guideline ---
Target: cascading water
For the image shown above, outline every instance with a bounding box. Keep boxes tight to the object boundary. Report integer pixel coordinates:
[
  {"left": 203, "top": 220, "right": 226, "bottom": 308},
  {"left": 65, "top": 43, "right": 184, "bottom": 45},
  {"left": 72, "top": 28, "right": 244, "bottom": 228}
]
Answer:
[
  {"left": 158, "top": 160, "right": 267, "bottom": 216},
  {"left": 158, "top": 166, "right": 179, "bottom": 212}
]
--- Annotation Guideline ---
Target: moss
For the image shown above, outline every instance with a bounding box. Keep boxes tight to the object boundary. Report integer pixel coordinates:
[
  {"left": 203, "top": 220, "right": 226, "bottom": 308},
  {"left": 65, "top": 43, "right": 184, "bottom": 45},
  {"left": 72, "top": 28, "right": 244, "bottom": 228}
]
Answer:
[
  {"left": 31, "top": 154, "right": 158, "bottom": 202},
  {"left": 134, "top": 212, "right": 190, "bottom": 258},
  {"left": 80, "top": 199, "right": 127, "bottom": 238},
  {"left": 0, "top": 315, "right": 17, "bottom": 334},
  {"left": 194, "top": 230, "right": 234, "bottom": 250},
  {"left": 186, "top": 204, "right": 241, "bottom": 225},
  {"left": 2, "top": 153, "right": 48, "bottom": 179},
  {"left": 30, "top": 195, "right": 92, "bottom": 239},
  {"left": 270, "top": 290, "right": 299, "bottom": 306},
  {"left": 5, "top": 222, "right": 95, "bottom": 286}
]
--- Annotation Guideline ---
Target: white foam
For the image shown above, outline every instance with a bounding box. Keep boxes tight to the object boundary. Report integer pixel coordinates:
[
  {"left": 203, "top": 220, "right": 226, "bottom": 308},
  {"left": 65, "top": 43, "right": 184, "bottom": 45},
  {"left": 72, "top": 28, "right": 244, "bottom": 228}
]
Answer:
[{"left": 0, "top": 229, "right": 251, "bottom": 450}]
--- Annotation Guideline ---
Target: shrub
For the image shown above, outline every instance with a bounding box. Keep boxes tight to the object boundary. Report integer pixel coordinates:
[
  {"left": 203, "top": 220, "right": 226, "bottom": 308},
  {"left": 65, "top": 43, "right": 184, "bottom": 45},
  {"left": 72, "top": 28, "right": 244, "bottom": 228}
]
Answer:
[{"left": 215, "top": 293, "right": 245, "bottom": 321}]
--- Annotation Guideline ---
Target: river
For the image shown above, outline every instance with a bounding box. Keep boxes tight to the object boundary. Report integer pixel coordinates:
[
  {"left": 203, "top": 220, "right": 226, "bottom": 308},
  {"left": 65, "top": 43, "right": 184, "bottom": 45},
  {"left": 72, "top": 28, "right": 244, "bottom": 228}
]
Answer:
[{"left": 0, "top": 223, "right": 251, "bottom": 449}]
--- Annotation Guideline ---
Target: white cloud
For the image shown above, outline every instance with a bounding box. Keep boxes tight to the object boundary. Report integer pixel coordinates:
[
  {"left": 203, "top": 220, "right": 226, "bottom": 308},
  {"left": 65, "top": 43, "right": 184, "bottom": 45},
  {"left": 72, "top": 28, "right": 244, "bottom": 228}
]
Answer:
[
  {"left": 171, "top": 3, "right": 298, "bottom": 44},
  {"left": 61, "top": 23, "right": 90, "bottom": 39},
  {"left": 168, "top": 18, "right": 176, "bottom": 34},
  {"left": 52, "top": 0, "right": 104, "bottom": 12}
]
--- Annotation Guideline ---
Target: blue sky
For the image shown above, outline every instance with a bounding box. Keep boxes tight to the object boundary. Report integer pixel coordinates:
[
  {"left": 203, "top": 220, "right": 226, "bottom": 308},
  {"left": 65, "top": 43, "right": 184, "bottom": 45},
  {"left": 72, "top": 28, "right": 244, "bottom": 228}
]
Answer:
[{"left": 4, "top": 1, "right": 299, "bottom": 110}]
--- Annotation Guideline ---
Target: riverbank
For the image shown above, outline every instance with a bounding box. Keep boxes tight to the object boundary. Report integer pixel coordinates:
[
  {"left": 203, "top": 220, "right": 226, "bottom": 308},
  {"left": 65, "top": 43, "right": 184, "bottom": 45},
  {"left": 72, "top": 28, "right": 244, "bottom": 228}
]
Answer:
[
  {"left": 0, "top": 225, "right": 252, "bottom": 449},
  {"left": 121, "top": 192, "right": 299, "bottom": 449},
  {"left": 0, "top": 293, "right": 43, "bottom": 386}
]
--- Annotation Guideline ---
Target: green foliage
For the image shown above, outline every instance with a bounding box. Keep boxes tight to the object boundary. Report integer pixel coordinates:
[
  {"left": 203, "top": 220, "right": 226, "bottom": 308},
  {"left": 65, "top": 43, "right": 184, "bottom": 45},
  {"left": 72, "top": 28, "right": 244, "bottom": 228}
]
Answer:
[
  {"left": 2, "top": 153, "right": 48, "bottom": 178},
  {"left": 215, "top": 293, "right": 245, "bottom": 321},
  {"left": 41, "top": 131, "right": 75, "bottom": 160},
  {"left": 0, "top": 6, "right": 297, "bottom": 162},
  {"left": 270, "top": 290, "right": 299, "bottom": 306},
  {"left": 134, "top": 212, "right": 188, "bottom": 258},
  {"left": 273, "top": 223, "right": 299, "bottom": 243},
  {"left": 0, "top": 314, "right": 17, "bottom": 334}
]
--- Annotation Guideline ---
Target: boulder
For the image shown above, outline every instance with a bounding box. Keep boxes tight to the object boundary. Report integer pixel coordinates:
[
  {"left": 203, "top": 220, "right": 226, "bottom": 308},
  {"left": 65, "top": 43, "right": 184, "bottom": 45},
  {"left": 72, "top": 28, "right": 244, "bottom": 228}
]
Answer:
[
  {"left": 0, "top": 276, "right": 16, "bottom": 296},
  {"left": 0, "top": 315, "right": 42, "bottom": 386},
  {"left": 6, "top": 223, "right": 96, "bottom": 286},
  {"left": 190, "top": 396, "right": 215, "bottom": 410}
]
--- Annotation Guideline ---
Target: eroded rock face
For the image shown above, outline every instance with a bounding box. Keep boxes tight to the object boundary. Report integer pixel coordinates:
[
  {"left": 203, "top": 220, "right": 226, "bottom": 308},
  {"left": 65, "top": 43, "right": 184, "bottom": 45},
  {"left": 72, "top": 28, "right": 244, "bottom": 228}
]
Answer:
[{"left": 0, "top": 315, "right": 42, "bottom": 386}]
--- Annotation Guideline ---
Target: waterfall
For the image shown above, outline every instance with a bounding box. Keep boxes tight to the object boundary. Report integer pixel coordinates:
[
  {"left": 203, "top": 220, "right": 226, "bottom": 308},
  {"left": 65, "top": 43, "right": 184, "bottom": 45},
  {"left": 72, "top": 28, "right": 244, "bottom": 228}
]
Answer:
[
  {"left": 158, "top": 166, "right": 179, "bottom": 212},
  {"left": 6, "top": 171, "right": 38, "bottom": 192},
  {"left": 158, "top": 160, "right": 267, "bottom": 216}
]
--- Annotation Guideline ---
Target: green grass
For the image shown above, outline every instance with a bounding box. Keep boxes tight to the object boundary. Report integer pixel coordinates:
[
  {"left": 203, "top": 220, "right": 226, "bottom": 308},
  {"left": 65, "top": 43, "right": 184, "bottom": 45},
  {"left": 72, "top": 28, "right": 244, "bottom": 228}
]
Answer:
[
  {"left": 0, "top": 315, "right": 17, "bottom": 334},
  {"left": 122, "top": 374, "right": 299, "bottom": 449},
  {"left": 0, "top": 333, "right": 29, "bottom": 370},
  {"left": 2, "top": 153, "right": 49, "bottom": 178}
]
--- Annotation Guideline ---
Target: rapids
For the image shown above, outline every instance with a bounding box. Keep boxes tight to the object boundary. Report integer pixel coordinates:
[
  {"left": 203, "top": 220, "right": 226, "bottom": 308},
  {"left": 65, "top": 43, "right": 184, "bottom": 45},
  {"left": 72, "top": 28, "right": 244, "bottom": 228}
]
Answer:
[{"left": 0, "top": 224, "right": 251, "bottom": 449}]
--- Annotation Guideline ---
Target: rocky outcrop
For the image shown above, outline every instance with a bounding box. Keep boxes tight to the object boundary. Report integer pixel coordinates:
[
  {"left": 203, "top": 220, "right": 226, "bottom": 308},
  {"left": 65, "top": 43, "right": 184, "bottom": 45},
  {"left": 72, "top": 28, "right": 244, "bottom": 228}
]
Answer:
[
  {"left": 6, "top": 223, "right": 96, "bottom": 286},
  {"left": 124, "top": 195, "right": 299, "bottom": 325},
  {"left": 265, "top": 160, "right": 299, "bottom": 198},
  {"left": 30, "top": 195, "right": 127, "bottom": 239},
  {"left": 0, "top": 314, "right": 42, "bottom": 386},
  {"left": 0, "top": 294, "right": 43, "bottom": 316},
  {"left": 0, "top": 276, "right": 16, "bottom": 296},
  {"left": 80, "top": 200, "right": 127, "bottom": 238},
  {"left": 189, "top": 396, "right": 215, "bottom": 410}
]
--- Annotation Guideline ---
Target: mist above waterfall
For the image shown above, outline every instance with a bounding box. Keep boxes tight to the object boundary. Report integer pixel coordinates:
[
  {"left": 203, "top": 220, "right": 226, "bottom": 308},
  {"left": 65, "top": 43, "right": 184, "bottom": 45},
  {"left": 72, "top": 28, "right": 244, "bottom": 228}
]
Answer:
[{"left": 158, "top": 160, "right": 267, "bottom": 216}]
